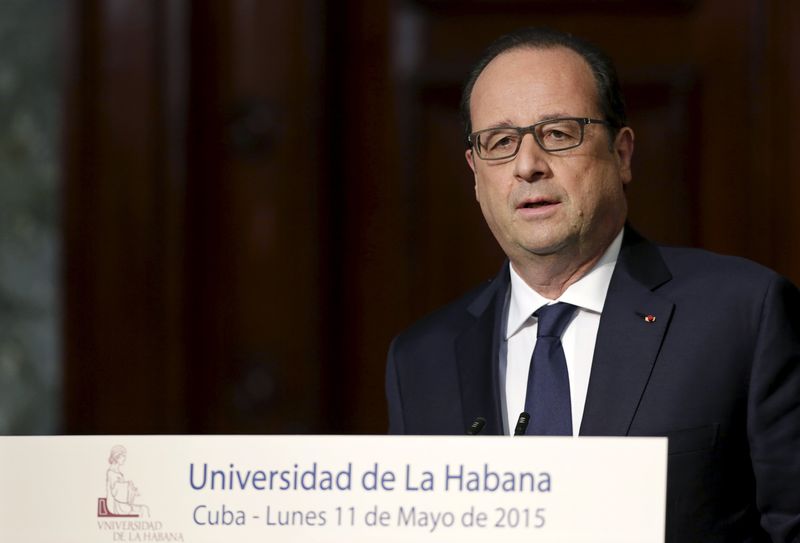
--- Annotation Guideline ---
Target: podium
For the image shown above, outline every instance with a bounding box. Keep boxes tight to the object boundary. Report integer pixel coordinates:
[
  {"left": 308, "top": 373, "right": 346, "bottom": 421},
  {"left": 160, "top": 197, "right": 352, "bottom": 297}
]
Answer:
[{"left": 0, "top": 435, "right": 666, "bottom": 542}]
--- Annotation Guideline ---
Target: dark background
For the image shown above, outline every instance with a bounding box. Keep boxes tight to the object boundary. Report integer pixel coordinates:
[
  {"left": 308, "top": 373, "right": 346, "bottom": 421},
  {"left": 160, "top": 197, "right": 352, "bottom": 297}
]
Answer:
[{"left": 62, "top": 0, "right": 800, "bottom": 434}]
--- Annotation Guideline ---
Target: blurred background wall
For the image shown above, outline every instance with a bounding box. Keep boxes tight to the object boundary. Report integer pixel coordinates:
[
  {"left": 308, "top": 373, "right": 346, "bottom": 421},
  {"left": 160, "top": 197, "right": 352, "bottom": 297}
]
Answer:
[
  {"left": 0, "top": 0, "right": 63, "bottom": 433},
  {"left": 3, "top": 0, "right": 799, "bottom": 434}
]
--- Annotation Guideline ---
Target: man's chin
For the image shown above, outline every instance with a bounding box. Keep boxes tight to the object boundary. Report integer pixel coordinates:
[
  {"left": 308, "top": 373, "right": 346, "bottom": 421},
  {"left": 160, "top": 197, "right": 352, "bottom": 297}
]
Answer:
[{"left": 518, "top": 235, "right": 573, "bottom": 257}]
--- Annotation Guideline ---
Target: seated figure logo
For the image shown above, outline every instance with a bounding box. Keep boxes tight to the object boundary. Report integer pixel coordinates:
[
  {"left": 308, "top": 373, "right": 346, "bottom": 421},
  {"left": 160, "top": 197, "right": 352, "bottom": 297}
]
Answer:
[{"left": 97, "top": 445, "right": 150, "bottom": 518}]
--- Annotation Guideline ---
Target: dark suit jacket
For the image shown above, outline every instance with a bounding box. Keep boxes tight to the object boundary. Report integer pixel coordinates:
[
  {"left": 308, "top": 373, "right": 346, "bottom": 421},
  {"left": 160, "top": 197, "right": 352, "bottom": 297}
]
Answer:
[{"left": 386, "top": 227, "right": 800, "bottom": 543}]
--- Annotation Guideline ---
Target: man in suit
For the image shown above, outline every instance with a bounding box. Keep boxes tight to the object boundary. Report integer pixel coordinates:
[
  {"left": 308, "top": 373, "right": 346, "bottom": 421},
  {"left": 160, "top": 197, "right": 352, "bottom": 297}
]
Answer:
[{"left": 385, "top": 28, "right": 800, "bottom": 542}]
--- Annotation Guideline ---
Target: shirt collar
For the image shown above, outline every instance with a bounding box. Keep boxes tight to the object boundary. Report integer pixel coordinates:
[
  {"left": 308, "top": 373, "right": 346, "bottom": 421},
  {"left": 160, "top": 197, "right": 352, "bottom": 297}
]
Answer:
[{"left": 505, "top": 228, "right": 624, "bottom": 340}]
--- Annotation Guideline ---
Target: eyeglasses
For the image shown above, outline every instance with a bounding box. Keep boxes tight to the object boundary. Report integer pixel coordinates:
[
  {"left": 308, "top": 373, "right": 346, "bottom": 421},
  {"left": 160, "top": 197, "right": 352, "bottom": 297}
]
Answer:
[{"left": 467, "top": 117, "right": 614, "bottom": 160}]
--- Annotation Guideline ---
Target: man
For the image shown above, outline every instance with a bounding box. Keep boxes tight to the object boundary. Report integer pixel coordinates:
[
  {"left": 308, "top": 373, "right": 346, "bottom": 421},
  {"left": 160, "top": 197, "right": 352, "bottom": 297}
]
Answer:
[{"left": 385, "top": 28, "right": 800, "bottom": 542}]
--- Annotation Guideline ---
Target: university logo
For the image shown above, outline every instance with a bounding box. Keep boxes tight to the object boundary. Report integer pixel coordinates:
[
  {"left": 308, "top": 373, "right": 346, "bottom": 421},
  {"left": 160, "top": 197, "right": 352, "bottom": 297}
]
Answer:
[
  {"left": 97, "top": 445, "right": 151, "bottom": 518},
  {"left": 95, "top": 445, "right": 185, "bottom": 541}
]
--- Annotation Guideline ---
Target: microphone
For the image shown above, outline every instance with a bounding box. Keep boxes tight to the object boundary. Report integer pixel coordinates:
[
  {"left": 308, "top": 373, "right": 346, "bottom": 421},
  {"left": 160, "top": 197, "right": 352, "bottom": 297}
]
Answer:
[
  {"left": 466, "top": 417, "right": 486, "bottom": 435},
  {"left": 513, "top": 412, "right": 531, "bottom": 436}
]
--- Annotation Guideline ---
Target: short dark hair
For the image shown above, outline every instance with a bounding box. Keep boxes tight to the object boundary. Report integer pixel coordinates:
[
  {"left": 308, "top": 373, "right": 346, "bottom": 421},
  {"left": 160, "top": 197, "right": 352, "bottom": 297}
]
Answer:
[{"left": 460, "top": 27, "right": 627, "bottom": 142}]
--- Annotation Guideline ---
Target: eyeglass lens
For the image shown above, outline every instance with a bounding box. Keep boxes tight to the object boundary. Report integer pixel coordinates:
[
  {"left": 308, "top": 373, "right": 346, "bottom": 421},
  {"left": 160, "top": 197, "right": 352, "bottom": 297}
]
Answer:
[{"left": 476, "top": 119, "right": 585, "bottom": 158}]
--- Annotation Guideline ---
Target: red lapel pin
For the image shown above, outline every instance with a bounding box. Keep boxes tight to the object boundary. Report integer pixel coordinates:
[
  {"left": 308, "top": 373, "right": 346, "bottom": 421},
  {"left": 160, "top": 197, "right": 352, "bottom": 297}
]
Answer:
[{"left": 644, "top": 314, "right": 656, "bottom": 323}]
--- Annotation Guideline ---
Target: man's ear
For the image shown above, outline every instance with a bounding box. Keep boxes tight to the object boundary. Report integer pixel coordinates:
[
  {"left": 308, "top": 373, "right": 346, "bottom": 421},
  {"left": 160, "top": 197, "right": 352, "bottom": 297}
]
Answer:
[
  {"left": 614, "top": 127, "right": 635, "bottom": 185},
  {"left": 465, "top": 148, "right": 477, "bottom": 174},
  {"left": 465, "top": 149, "right": 480, "bottom": 200}
]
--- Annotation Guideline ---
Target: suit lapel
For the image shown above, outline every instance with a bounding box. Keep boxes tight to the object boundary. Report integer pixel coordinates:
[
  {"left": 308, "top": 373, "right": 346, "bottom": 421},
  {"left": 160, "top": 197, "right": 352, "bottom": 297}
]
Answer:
[
  {"left": 454, "top": 265, "right": 508, "bottom": 436},
  {"left": 580, "top": 228, "right": 675, "bottom": 436}
]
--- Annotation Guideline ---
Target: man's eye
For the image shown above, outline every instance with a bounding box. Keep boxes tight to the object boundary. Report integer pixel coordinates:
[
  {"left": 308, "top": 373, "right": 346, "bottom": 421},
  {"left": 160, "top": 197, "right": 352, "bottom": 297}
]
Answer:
[
  {"left": 545, "top": 129, "right": 570, "bottom": 141},
  {"left": 540, "top": 122, "right": 581, "bottom": 146},
  {"left": 493, "top": 136, "right": 513, "bottom": 148},
  {"left": 487, "top": 134, "right": 517, "bottom": 150}
]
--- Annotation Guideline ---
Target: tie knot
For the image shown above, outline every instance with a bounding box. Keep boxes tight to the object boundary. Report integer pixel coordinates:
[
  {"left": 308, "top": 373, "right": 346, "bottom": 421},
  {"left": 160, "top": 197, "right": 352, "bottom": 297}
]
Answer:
[{"left": 534, "top": 302, "right": 577, "bottom": 338}]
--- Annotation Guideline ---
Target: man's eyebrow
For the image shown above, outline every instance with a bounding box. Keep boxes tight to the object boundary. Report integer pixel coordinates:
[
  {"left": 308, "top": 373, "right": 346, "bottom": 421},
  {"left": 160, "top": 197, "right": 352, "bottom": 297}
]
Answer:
[
  {"left": 537, "top": 112, "right": 572, "bottom": 122},
  {"left": 480, "top": 112, "right": 576, "bottom": 131},
  {"left": 481, "top": 120, "right": 517, "bottom": 130}
]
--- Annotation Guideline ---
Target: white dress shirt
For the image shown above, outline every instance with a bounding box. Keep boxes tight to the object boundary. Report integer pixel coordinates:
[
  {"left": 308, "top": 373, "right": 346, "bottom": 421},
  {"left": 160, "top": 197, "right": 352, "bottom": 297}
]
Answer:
[{"left": 500, "top": 229, "right": 623, "bottom": 436}]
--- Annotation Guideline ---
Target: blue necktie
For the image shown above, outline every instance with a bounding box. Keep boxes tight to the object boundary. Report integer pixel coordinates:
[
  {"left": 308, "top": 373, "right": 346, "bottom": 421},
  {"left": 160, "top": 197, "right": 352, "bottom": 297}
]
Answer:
[{"left": 524, "top": 302, "right": 577, "bottom": 436}]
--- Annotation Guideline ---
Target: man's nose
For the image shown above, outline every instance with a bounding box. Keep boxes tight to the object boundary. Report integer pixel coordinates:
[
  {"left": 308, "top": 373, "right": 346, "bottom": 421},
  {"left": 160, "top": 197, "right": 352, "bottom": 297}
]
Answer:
[{"left": 513, "top": 133, "right": 551, "bottom": 182}]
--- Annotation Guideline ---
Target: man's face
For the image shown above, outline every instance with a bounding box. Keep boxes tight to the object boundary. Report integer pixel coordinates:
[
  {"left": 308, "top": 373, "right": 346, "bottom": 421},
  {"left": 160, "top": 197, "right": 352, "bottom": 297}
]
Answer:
[{"left": 465, "top": 46, "right": 634, "bottom": 266}]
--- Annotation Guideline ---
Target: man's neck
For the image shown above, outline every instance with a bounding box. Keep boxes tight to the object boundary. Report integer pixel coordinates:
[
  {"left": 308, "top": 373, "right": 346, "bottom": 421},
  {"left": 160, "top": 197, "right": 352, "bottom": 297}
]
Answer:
[{"left": 510, "top": 231, "right": 623, "bottom": 300}]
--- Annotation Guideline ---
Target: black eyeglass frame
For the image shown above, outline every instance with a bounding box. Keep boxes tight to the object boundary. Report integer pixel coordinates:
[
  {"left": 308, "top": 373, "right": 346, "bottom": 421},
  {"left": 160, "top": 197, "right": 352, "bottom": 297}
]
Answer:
[{"left": 467, "top": 117, "right": 616, "bottom": 159}]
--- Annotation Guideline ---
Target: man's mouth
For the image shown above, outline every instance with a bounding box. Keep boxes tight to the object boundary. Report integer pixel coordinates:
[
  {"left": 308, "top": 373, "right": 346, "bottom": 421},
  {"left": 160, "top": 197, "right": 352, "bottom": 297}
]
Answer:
[{"left": 518, "top": 198, "right": 559, "bottom": 209}]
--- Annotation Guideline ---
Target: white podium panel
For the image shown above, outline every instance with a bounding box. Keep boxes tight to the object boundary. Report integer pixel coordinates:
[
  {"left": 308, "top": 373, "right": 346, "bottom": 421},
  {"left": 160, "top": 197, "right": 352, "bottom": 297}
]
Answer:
[{"left": 0, "top": 435, "right": 666, "bottom": 542}]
